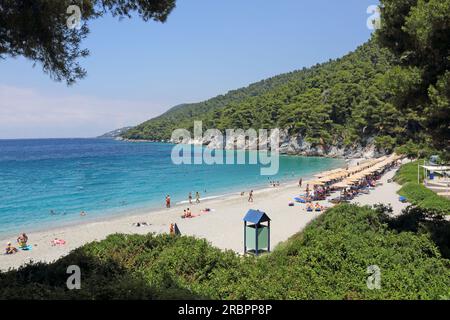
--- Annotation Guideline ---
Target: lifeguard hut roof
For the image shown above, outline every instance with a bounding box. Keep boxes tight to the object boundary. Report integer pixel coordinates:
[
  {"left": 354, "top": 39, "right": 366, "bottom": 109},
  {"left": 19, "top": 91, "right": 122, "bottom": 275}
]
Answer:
[{"left": 243, "top": 209, "right": 271, "bottom": 224}]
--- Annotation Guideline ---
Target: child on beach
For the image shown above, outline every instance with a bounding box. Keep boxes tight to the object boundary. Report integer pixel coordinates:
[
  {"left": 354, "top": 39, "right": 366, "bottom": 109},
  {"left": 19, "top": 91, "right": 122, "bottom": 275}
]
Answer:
[
  {"left": 5, "top": 242, "right": 18, "bottom": 254},
  {"left": 166, "top": 195, "right": 171, "bottom": 208},
  {"left": 170, "top": 223, "right": 181, "bottom": 236},
  {"left": 188, "top": 192, "right": 192, "bottom": 204}
]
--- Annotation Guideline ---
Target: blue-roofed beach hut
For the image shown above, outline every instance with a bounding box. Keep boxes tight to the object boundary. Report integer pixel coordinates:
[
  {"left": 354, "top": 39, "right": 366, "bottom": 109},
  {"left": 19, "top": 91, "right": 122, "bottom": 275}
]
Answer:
[{"left": 243, "top": 209, "right": 271, "bottom": 255}]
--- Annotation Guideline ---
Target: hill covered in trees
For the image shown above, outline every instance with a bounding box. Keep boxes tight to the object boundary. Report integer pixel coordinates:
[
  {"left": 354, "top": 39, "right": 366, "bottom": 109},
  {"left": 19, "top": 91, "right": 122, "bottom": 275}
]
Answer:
[{"left": 123, "top": 40, "right": 420, "bottom": 154}]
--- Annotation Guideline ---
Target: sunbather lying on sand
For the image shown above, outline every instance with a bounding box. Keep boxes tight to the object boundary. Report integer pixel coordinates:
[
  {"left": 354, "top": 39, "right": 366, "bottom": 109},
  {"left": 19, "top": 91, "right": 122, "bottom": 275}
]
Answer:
[
  {"left": 51, "top": 238, "right": 66, "bottom": 246},
  {"left": 132, "top": 222, "right": 149, "bottom": 227}
]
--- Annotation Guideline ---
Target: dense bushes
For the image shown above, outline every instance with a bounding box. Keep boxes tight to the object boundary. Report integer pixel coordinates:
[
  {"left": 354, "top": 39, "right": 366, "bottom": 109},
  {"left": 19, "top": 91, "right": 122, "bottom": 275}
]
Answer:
[
  {"left": 1, "top": 204, "right": 449, "bottom": 300},
  {"left": 395, "top": 161, "right": 450, "bottom": 214}
]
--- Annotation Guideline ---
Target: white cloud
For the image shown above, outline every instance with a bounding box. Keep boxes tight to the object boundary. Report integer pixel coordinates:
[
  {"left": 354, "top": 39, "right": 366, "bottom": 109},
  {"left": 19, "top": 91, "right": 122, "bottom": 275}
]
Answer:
[{"left": 0, "top": 84, "right": 164, "bottom": 139}]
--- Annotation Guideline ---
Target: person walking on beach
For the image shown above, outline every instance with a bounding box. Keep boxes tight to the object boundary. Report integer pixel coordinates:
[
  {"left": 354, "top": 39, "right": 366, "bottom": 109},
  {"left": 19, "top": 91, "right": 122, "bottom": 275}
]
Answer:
[
  {"left": 188, "top": 192, "right": 193, "bottom": 204},
  {"left": 248, "top": 190, "right": 254, "bottom": 202},
  {"left": 299, "top": 178, "right": 302, "bottom": 187},
  {"left": 196, "top": 192, "right": 200, "bottom": 204},
  {"left": 166, "top": 195, "right": 171, "bottom": 208}
]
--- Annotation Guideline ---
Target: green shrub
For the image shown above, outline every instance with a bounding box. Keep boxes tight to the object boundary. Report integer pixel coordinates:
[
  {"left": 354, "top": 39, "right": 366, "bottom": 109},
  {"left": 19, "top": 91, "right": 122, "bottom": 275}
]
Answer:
[
  {"left": 1, "top": 204, "right": 449, "bottom": 300},
  {"left": 395, "top": 161, "right": 450, "bottom": 214}
]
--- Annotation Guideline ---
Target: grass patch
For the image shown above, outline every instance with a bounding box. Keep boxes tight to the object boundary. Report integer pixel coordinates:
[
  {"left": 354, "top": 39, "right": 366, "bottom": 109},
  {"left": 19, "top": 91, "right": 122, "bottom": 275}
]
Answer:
[{"left": 394, "top": 161, "right": 450, "bottom": 214}]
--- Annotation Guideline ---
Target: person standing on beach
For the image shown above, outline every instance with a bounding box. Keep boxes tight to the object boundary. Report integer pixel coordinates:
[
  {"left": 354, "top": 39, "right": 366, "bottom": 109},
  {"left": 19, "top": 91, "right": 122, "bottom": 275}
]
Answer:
[
  {"left": 248, "top": 190, "right": 254, "bottom": 202},
  {"left": 166, "top": 195, "right": 171, "bottom": 208},
  {"left": 299, "top": 178, "right": 302, "bottom": 187},
  {"left": 188, "top": 192, "right": 193, "bottom": 204},
  {"left": 196, "top": 192, "right": 200, "bottom": 204}
]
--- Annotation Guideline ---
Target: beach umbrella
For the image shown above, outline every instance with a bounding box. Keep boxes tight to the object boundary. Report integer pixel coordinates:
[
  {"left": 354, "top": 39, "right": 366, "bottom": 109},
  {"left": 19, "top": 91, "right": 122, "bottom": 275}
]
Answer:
[
  {"left": 314, "top": 168, "right": 345, "bottom": 178},
  {"left": 347, "top": 176, "right": 361, "bottom": 182},
  {"left": 333, "top": 182, "right": 349, "bottom": 189},
  {"left": 319, "top": 176, "right": 333, "bottom": 182},
  {"left": 307, "top": 180, "right": 325, "bottom": 186}
]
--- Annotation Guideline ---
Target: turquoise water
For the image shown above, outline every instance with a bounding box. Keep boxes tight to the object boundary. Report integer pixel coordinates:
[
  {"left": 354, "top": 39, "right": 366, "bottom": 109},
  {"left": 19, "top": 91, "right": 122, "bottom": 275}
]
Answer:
[{"left": 0, "top": 139, "right": 344, "bottom": 236}]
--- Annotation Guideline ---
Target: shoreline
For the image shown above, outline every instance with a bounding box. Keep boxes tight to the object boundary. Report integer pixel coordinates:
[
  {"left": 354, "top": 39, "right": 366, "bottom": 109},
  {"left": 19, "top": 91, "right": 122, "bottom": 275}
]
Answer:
[
  {"left": 0, "top": 162, "right": 404, "bottom": 272},
  {"left": 0, "top": 178, "right": 313, "bottom": 271},
  {"left": 0, "top": 155, "right": 347, "bottom": 239},
  {"left": 0, "top": 172, "right": 310, "bottom": 240}
]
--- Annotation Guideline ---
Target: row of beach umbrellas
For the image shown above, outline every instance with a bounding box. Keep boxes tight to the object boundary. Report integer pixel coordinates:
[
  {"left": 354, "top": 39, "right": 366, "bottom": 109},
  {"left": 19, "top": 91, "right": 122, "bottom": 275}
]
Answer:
[{"left": 307, "top": 154, "right": 403, "bottom": 188}]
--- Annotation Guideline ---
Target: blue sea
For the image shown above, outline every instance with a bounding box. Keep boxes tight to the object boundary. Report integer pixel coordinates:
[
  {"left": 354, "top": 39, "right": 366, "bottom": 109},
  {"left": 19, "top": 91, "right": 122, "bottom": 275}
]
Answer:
[{"left": 0, "top": 139, "right": 345, "bottom": 236}]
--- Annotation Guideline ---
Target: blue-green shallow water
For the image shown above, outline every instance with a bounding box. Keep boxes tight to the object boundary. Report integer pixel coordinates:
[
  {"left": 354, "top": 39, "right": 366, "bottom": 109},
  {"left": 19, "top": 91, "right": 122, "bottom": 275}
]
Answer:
[{"left": 0, "top": 139, "right": 344, "bottom": 236}]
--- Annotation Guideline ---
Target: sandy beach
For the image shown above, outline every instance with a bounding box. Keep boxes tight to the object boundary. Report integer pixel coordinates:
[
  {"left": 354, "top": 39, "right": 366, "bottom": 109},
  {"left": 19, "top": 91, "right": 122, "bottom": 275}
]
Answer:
[{"left": 0, "top": 164, "right": 407, "bottom": 272}]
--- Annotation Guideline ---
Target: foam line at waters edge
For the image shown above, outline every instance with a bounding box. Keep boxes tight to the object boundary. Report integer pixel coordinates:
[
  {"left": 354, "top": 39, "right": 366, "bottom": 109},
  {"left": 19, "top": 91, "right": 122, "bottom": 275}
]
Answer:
[
  {"left": 0, "top": 170, "right": 325, "bottom": 239},
  {"left": 0, "top": 139, "right": 347, "bottom": 238}
]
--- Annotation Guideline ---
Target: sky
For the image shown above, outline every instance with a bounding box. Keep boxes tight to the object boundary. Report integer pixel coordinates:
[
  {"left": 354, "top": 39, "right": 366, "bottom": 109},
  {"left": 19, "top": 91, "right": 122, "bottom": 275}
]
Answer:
[{"left": 0, "top": 0, "right": 379, "bottom": 139}]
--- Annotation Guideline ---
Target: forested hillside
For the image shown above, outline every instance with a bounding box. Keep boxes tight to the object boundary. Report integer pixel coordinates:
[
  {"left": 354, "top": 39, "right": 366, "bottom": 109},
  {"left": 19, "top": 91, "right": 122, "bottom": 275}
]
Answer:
[{"left": 123, "top": 41, "right": 414, "bottom": 152}]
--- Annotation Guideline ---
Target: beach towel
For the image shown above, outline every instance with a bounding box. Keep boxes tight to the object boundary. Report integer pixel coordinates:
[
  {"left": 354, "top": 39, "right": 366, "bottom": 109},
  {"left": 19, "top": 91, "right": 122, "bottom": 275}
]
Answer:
[
  {"left": 294, "top": 197, "right": 306, "bottom": 203},
  {"left": 18, "top": 245, "right": 32, "bottom": 251},
  {"left": 51, "top": 239, "right": 66, "bottom": 246}
]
